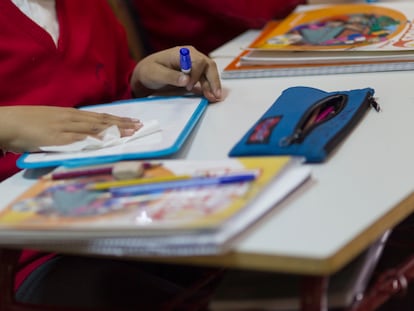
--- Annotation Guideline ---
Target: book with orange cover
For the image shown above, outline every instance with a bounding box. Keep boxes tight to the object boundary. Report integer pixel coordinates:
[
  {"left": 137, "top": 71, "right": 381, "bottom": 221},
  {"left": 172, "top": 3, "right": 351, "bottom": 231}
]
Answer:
[
  {"left": 0, "top": 157, "right": 310, "bottom": 256},
  {"left": 222, "top": 2, "right": 414, "bottom": 79}
]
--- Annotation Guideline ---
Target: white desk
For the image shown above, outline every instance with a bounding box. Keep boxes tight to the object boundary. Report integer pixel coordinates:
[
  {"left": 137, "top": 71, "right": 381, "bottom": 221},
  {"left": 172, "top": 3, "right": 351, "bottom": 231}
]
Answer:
[
  {"left": 175, "top": 36, "right": 414, "bottom": 275},
  {"left": 1, "top": 32, "right": 414, "bottom": 280}
]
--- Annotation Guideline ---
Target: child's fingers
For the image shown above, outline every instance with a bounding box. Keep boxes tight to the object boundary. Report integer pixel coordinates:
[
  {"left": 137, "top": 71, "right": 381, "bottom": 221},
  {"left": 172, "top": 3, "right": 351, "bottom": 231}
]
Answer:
[
  {"left": 73, "top": 110, "right": 141, "bottom": 127},
  {"left": 61, "top": 112, "right": 143, "bottom": 136},
  {"left": 203, "top": 61, "right": 222, "bottom": 99},
  {"left": 185, "top": 51, "right": 221, "bottom": 99},
  {"left": 141, "top": 62, "right": 191, "bottom": 90},
  {"left": 198, "top": 76, "right": 221, "bottom": 103}
]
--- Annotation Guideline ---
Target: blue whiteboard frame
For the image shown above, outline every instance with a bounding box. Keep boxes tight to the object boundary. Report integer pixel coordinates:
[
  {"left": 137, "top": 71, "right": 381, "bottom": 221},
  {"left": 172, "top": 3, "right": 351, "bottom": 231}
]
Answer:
[{"left": 17, "top": 96, "right": 208, "bottom": 169}]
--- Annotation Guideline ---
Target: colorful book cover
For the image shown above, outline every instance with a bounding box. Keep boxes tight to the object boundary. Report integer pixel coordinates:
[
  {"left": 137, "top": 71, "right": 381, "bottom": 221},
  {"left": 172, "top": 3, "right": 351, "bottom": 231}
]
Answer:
[
  {"left": 0, "top": 157, "right": 295, "bottom": 235},
  {"left": 221, "top": 3, "right": 414, "bottom": 79},
  {"left": 250, "top": 3, "right": 413, "bottom": 51}
]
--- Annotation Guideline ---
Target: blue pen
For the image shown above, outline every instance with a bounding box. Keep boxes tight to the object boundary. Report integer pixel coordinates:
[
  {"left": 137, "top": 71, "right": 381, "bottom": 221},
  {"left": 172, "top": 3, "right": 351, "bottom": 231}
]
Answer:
[
  {"left": 179, "top": 47, "right": 192, "bottom": 74},
  {"left": 110, "top": 173, "right": 256, "bottom": 197}
]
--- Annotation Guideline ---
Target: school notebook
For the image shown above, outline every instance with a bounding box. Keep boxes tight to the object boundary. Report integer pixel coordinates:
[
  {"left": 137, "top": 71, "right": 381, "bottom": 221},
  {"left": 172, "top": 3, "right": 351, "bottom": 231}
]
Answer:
[
  {"left": 0, "top": 157, "right": 310, "bottom": 255},
  {"left": 17, "top": 96, "right": 208, "bottom": 169},
  {"left": 222, "top": 2, "right": 414, "bottom": 79}
]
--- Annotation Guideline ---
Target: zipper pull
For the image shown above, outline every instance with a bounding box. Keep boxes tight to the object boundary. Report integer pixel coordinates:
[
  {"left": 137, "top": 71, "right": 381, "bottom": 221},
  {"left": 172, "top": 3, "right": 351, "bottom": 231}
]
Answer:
[
  {"left": 279, "top": 130, "right": 302, "bottom": 147},
  {"left": 370, "top": 97, "right": 381, "bottom": 112}
]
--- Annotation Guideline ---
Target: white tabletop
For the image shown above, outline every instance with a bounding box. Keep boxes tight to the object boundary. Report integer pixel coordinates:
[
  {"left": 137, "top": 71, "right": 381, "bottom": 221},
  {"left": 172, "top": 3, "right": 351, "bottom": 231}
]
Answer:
[
  {"left": 176, "top": 31, "right": 414, "bottom": 274},
  {"left": 1, "top": 31, "right": 414, "bottom": 276}
]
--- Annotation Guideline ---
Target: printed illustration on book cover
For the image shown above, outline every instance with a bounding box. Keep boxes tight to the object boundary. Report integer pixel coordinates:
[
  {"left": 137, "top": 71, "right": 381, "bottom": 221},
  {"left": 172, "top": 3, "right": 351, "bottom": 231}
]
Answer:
[{"left": 253, "top": 4, "right": 412, "bottom": 51}]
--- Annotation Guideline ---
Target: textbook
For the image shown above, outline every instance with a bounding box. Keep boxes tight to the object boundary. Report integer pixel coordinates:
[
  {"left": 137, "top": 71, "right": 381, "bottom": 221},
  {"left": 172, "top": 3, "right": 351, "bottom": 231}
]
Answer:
[
  {"left": 222, "top": 2, "right": 414, "bottom": 79},
  {"left": 0, "top": 157, "right": 311, "bottom": 256},
  {"left": 17, "top": 96, "right": 208, "bottom": 169}
]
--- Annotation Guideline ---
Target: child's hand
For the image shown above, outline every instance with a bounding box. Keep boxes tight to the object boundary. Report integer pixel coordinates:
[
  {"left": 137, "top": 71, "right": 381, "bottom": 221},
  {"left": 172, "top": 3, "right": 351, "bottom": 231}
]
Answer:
[
  {"left": 0, "top": 106, "right": 142, "bottom": 152},
  {"left": 131, "top": 46, "right": 222, "bottom": 102}
]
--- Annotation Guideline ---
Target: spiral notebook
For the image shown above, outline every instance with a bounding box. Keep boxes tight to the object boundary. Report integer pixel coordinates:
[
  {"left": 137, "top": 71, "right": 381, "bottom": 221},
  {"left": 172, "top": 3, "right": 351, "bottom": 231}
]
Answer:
[{"left": 222, "top": 2, "right": 414, "bottom": 79}]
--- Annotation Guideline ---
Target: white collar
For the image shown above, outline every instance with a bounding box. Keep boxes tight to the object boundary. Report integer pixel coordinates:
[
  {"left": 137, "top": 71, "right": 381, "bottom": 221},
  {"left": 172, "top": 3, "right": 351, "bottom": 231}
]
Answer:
[{"left": 11, "top": 0, "right": 59, "bottom": 45}]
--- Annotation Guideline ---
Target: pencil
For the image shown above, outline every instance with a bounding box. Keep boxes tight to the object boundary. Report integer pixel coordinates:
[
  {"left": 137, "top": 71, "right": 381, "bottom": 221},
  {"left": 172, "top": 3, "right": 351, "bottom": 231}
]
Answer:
[
  {"left": 110, "top": 173, "right": 257, "bottom": 197},
  {"left": 87, "top": 174, "right": 193, "bottom": 190}
]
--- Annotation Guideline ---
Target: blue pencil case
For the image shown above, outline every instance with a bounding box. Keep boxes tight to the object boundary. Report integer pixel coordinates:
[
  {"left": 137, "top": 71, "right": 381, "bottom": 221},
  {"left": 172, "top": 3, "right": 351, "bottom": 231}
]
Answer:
[{"left": 229, "top": 86, "right": 379, "bottom": 163}]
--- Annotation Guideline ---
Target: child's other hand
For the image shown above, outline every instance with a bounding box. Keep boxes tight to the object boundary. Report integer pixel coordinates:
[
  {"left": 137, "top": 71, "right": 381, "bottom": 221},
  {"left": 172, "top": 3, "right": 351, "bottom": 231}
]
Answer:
[
  {"left": 131, "top": 46, "right": 222, "bottom": 102},
  {"left": 0, "top": 106, "right": 142, "bottom": 153}
]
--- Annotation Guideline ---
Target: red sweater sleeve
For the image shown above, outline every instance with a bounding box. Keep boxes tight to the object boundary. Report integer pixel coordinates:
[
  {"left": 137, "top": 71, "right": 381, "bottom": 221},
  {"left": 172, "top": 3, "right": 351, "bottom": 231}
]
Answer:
[
  {"left": 1, "top": 0, "right": 137, "bottom": 293},
  {"left": 0, "top": 0, "right": 136, "bottom": 181}
]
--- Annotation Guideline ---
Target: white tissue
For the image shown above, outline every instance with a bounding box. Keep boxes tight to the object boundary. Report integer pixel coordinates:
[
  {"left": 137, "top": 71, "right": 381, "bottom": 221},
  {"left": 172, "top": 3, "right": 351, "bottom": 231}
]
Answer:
[{"left": 40, "top": 120, "right": 161, "bottom": 152}]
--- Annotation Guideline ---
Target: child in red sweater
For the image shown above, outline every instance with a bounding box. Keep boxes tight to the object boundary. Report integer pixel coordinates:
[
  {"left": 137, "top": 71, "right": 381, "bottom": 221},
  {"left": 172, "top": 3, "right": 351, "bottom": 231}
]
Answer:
[
  {"left": 0, "top": 0, "right": 221, "bottom": 309},
  {"left": 0, "top": 0, "right": 221, "bottom": 180}
]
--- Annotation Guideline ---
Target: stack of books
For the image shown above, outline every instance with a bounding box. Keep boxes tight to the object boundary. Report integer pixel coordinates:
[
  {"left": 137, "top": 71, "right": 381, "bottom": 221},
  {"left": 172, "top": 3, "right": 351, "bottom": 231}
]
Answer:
[
  {"left": 0, "top": 157, "right": 310, "bottom": 256},
  {"left": 222, "top": 2, "right": 414, "bottom": 78}
]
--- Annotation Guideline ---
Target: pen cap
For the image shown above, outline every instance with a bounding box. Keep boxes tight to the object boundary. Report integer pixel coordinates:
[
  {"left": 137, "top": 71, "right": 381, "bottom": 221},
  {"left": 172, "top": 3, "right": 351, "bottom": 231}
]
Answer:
[{"left": 180, "top": 48, "right": 191, "bottom": 72}]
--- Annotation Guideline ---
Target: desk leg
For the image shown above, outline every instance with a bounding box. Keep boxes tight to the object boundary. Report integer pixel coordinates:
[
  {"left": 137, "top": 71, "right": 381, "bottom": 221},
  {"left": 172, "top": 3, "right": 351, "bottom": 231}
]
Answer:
[
  {"left": 300, "top": 276, "right": 329, "bottom": 311},
  {"left": 348, "top": 254, "right": 414, "bottom": 311}
]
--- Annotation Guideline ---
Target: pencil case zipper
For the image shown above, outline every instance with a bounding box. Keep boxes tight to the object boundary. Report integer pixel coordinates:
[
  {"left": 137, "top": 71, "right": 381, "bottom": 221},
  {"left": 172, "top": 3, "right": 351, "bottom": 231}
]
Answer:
[{"left": 280, "top": 93, "right": 380, "bottom": 147}]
